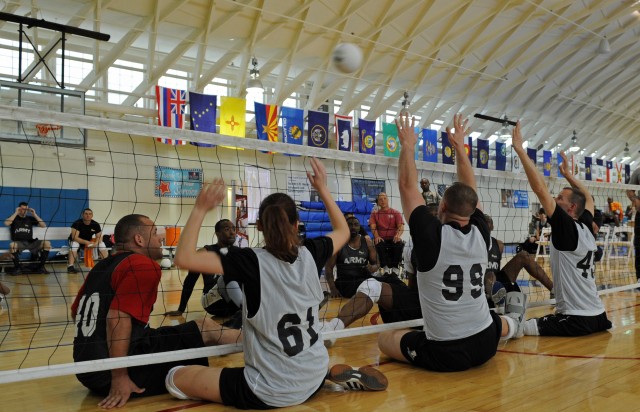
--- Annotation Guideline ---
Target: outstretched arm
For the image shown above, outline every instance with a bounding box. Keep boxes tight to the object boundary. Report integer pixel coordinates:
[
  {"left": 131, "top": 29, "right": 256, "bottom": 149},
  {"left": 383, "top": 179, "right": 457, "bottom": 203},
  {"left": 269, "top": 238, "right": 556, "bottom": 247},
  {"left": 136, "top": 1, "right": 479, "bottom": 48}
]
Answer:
[
  {"left": 512, "top": 121, "right": 556, "bottom": 218},
  {"left": 445, "top": 114, "right": 474, "bottom": 193},
  {"left": 307, "top": 158, "right": 349, "bottom": 254},
  {"left": 558, "top": 151, "right": 594, "bottom": 216},
  {"left": 174, "top": 179, "right": 225, "bottom": 275},
  {"left": 396, "top": 114, "right": 424, "bottom": 220}
]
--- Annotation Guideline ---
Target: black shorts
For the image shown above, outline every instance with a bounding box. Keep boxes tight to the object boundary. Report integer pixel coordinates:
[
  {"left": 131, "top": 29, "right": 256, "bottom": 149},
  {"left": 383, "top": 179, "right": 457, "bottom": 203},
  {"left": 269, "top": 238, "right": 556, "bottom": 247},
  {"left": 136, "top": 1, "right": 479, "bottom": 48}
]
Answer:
[
  {"left": 335, "top": 275, "right": 371, "bottom": 298},
  {"left": 379, "top": 282, "right": 421, "bottom": 323},
  {"left": 399, "top": 311, "right": 502, "bottom": 372},
  {"left": 219, "top": 367, "right": 323, "bottom": 410},
  {"left": 495, "top": 270, "right": 521, "bottom": 292},
  {"left": 536, "top": 312, "right": 612, "bottom": 336},
  {"left": 78, "top": 321, "right": 208, "bottom": 396}
]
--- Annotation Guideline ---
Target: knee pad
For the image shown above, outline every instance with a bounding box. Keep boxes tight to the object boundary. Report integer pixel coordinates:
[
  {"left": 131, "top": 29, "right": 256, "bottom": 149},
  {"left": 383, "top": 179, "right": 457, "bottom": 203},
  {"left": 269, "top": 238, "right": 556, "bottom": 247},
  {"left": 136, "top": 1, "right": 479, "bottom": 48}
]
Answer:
[
  {"left": 224, "top": 280, "right": 243, "bottom": 307},
  {"left": 165, "top": 366, "right": 198, "bottom": 400},
  {"left": 356, "top": 278, "right": 382, "bottom": 303}
]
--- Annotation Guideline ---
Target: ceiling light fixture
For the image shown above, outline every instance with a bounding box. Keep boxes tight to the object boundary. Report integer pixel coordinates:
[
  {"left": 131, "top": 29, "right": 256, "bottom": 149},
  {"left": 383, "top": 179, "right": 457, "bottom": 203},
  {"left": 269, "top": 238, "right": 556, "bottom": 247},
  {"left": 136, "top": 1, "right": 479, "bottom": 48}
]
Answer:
[
  {"left": 399, "top": 91, "right": 411, "bottom": 116},
  {"left": 569, "top": 130, "right": 580, "bottom": 152},
  {"left": 246, "top": 56, "right": 264, "bottom": 92},
  {"left": 624, "top": 142, "right": 630, "bottom": 154},
  {"left": 598, "top": 36, "right": 611, "bottom": 54},
  {"left": 499, "top": 116, "right": 511, "bottom": 141}
]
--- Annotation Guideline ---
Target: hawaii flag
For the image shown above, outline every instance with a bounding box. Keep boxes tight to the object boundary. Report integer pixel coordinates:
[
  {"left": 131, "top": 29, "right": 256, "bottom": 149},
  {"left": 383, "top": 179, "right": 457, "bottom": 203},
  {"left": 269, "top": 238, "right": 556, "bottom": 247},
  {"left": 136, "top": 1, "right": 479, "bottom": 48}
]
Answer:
[
  {"left": 219, "top": 96, "right": 246, "bottom": 137},
  {"left": 383, "top": 122, "right": 400, "bottom": 158},
  {"left": 335, "top": 114, "right": 353, "bottom": 152},
  {"left": 358, "top": 118, "right": 376, "bottom": 155},
  {"left": 255, "top": 102, "right": 279, "bottom": 145},
  {"left": 156, "top": 85, "right": 187, "bottom": 145}
]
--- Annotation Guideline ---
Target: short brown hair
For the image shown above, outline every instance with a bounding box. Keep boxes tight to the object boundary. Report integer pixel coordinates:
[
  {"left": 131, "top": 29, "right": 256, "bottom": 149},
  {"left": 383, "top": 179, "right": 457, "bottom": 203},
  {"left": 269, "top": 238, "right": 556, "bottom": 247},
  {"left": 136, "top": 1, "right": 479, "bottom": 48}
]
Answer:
[{"left": 442, "top": 182, "right": 478, "bottom": 217}]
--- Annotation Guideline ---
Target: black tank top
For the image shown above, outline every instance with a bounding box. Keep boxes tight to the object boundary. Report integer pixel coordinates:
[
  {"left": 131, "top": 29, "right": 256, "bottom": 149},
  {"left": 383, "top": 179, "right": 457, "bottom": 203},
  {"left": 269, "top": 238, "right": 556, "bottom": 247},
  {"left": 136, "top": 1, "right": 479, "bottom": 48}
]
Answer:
[
  {"left": 487, "top": 236, "right": 502, "bottom": 273},
  {"left": 335, "top": 235, "right": 370, "bottom": 280}
]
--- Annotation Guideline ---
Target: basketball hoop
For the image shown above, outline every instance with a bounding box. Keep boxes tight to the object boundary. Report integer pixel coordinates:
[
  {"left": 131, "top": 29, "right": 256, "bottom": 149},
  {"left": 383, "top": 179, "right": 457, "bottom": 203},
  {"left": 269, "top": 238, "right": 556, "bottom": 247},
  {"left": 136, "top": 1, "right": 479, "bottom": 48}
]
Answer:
[{"left": 35, "top": 123, "right": 62, "bottom": 146}]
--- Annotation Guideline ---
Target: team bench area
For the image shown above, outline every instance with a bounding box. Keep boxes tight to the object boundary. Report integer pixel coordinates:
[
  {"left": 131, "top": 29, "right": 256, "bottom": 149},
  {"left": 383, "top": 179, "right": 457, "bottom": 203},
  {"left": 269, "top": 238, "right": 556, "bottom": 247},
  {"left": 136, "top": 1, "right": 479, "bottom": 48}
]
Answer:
[{"left": 0, "top": 227, "right": 71, "bottom": 272}]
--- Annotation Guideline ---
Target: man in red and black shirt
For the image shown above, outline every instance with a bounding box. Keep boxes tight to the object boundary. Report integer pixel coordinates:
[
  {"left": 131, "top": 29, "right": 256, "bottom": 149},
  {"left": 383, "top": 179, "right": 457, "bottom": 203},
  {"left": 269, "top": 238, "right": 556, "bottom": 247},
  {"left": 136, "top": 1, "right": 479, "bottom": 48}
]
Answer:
[{"left": 71, "top": 214, "right": 240, "bottom": 409}]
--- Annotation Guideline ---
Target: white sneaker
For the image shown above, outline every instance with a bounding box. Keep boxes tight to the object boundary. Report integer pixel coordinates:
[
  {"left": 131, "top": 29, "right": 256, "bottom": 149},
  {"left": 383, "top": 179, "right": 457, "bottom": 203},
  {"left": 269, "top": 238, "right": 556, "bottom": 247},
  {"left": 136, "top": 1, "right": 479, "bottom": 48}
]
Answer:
[{"left": 318, "top": 319, "right": 339, "bottom": 347}]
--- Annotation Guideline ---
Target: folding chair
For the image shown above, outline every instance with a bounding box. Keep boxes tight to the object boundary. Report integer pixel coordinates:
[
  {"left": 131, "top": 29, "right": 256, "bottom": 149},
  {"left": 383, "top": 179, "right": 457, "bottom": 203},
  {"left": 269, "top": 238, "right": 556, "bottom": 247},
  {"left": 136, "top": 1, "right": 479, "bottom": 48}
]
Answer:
[
  {"left": 535, "top": 227, "right": 552, "bottom": 266},
  {"left": 607, "top": 225, "right": 634, "bottom": 269}
]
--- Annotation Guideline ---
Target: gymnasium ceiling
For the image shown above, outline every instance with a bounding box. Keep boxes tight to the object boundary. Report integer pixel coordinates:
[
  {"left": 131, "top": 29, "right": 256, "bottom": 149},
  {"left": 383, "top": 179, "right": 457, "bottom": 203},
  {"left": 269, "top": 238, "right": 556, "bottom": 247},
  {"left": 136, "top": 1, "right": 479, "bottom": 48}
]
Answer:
[{"left": 1, "top": 0, "right": 640, "bottom": 166}]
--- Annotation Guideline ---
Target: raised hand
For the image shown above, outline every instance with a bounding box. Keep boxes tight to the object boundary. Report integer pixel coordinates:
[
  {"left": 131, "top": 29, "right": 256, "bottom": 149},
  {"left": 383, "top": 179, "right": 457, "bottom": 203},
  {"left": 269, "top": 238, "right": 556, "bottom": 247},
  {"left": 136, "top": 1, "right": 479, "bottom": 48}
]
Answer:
[
  {"left": 558, "top": 151, "right": 570, "bottom": 177},
  {"left": 395, "top": 113, "right": 417, "bottom": 148},
  {"left": 307, "top": 157, "right": 328, "bottom": 192},
  {"left": 445, "top": 114, "right": 470, "bottom": 150},
  {"left": 195, "top": 178, "right": 226, "bottom": 212},
  {"left": 511, "top": 121, "right": 524, "bottom": 151}
]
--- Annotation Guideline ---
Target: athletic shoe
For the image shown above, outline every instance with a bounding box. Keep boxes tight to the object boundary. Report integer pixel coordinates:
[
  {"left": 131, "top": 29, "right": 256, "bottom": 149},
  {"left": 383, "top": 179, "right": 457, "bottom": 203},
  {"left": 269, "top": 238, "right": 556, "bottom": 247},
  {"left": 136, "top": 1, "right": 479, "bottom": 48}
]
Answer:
[
  {"left": 67, "top": 265, "right": 77, "bottom": 274},
  {"left": 200, "top": 286, "right": 222, "bottom": 309},
  {"left": 318, "top": 319, "right": 338, "bottom": 348},
  {"left": 491, "top": 281, "right": 507, "bottom": 305},
  {"left": 505, "top": 291, "right": 528, "bottom": 338},
  {"left": 327, "top": 364, "right": 388, "bottom": 391}
]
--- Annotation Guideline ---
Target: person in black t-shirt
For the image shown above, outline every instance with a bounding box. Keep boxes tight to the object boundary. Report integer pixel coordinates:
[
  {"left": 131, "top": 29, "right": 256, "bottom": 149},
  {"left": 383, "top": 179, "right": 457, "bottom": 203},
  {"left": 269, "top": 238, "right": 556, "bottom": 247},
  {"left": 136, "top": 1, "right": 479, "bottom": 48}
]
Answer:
[
  {"left": 4, "top": 201, "right": 51, "bottom": 274},
  {"left": 67, "top": 208, "right": 108, "bottom": 273}
]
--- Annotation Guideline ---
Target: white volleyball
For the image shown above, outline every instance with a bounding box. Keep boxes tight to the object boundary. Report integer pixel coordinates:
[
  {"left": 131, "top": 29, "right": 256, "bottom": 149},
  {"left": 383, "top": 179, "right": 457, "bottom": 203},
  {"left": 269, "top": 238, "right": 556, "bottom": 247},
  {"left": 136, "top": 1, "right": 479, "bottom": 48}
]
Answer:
[
  {"left": 332, "top": 43, "right": 363, "bottom": 74},
  {"left": 160, "top": 258, "right": 172, "bottom": 269}
]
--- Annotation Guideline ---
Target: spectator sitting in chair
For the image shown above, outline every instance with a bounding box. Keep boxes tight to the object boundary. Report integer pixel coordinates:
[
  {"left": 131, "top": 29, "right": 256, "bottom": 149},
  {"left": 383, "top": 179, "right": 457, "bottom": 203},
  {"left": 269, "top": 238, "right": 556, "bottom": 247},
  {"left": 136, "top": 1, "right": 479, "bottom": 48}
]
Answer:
[
  {"left": 521, "top": 208, "right": 549, "bottom": 254},
  {"left": 4, "top": 202, "right": 51, "bottom": 274},
  {"left": 67, "top": 208, "right": 109, "bottom": 273}
]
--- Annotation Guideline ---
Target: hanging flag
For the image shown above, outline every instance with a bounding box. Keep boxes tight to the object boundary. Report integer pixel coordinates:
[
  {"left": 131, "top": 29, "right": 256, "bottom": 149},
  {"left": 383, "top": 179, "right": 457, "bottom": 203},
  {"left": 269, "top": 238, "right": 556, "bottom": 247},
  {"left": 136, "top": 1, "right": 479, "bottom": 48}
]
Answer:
[
  {"left": 442, "top": 131, "right": 454, "bottom": 165},
  {"left": 156, "top": 85, "right": 186, "bottom": 129},
  {"left": 512, "top": 148, "right": 522, "bottom": 174},
  {"left": 543, "top": 150, "right": 552, "bottom": 177},
  {"left": 335, "top": 114, "right": 353, "bottom": 152},
  {"left": 495, "top": 141, "right": 506, "bottom": 171},
  {"left": 527, "top": 148, "right": 537, "bottom": 165},
  {"left": 308, "top": 110, "right": 329, "bottom": 148},
  {"left": 358, "top": 118, "right": 376, "bottom": 155},
  {"left": 615, "top": 162, "right": 623, "bottom": 183},
  {"left": 606, "top": 160, "right": 613, "bottom": 183},
  {"left": 465, "top": 137, "right": 473, "bottom": 164},
  {"left": 595, "top": 159, "right": 604, "bottom": 182},
  {"left": 584, "top": 157, "right": 592, "bottom": 181},
  {"left": 189, "top": 91, "right": 217, "bottom": 147},
  {"left": 625, "top": 164, "right": 631, "bottom": 184},
  {"left": 281, "top": 106, "right": 304, "bottom": 155},
  {"left": 571, "top": 154, "right": 579, "bottom": 176},
  {"left": 557, "top": 152, "right": 564, "bottom": 177},
  {"left": 422, "top": 128, "right": 438, "bottom": 162},
  {"left": 476, "top": 138, "right": 489, "bottom": 169},
  {"left": 219, "top": 96, "right": 246, "bottom": 137},
  {"left": 382, "top": 122, "right": 400, "bottom": 158},
  {"left": 255, "top": 102, "right": 279, "bottom": 146},
  {"left": 156, "top": 137, "right": 187, "bottom": 145}
]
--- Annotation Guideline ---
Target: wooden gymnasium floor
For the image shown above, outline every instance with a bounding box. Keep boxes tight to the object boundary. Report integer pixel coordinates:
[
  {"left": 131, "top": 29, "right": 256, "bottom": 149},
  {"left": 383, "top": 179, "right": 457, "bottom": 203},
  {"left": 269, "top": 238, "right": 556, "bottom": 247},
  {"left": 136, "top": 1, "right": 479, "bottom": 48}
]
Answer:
[{"left": 1, "top": 261, "right": 640, "bottom": 412}]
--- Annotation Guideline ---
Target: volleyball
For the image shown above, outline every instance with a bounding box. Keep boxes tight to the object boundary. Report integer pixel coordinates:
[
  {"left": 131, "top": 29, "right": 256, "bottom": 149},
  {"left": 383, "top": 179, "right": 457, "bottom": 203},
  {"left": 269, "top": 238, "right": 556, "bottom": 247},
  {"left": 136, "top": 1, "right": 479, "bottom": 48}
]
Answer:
[
  {"left": 160, "top": 258, "right": 172, "bottom": 269},
  {"left": 332, "top": 43, "right": 363, "bottom": 74}
]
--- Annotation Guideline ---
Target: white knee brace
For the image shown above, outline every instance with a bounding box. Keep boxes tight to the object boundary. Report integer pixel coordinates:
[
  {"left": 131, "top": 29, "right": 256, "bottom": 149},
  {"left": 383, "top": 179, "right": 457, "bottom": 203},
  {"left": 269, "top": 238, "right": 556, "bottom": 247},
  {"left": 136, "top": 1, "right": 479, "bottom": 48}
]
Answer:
[{"left": 356, "top": 278, "right": 382, "bottom": 303}]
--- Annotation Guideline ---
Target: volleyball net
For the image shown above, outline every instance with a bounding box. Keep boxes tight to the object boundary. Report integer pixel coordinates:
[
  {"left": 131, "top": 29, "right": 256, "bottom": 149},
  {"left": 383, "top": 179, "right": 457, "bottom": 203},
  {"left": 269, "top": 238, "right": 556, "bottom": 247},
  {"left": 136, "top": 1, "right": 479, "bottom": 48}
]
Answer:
[{"left": 0, "top": 105, "right": 636, "bottom": 384}]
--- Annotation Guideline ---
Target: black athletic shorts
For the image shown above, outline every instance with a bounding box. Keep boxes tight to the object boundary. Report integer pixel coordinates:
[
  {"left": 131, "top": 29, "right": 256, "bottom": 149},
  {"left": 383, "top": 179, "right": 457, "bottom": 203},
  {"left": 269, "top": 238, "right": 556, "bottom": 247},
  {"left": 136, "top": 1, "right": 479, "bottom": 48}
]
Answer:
[
  {"left": 335, "top": 275, "right": 371, "bottom": 298},
  {"left": 536, "top": 311, "right": 612, "bottom": 336},
  {"left": 78, "top": 321, "right": 208, "bottom": 397},
  {"left": 379, "top": 282, "right": 421, "bottom": 323},
  {"left": 399, "top": 311, "right": 502, "bottom": 372},
  {"left": 219, "top": 367, "right": 324, "bottom": 410}
]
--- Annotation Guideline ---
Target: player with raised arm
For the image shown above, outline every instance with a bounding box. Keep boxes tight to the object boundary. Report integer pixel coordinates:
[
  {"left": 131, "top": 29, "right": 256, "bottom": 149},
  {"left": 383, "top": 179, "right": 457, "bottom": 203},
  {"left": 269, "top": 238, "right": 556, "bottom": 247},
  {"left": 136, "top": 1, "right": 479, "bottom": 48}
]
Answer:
[
  {"left": 377, "top": 113, "right": 527, "bottom": 372},
  {"left": 511, "top": 122, "right": 611, "bottom": 336}
]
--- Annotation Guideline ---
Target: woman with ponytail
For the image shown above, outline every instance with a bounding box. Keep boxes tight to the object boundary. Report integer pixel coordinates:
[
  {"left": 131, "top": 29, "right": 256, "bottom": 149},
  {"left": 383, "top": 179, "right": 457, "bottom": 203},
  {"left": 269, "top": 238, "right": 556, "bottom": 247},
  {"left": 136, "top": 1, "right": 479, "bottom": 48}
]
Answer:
[{"left": 169, "top": 158, "right": 387, "bottom": 409}]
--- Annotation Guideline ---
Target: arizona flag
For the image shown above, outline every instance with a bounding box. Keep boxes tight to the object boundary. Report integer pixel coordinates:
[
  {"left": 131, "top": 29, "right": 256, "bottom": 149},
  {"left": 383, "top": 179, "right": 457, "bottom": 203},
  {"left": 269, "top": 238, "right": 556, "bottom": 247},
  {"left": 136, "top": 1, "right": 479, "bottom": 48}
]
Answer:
[
  {"left": 358, "top": 118, "right": 376, "bottom": 155},
  {"left": 335, "top": 114, "right": 353, "bottom": 152},
  {"left": 255, "top": 102, "right": 279, "bottom": 146},
  {"left": 156, "top": 85, "right": 187, "bottom": 145},
  {"left": 464, "top": 137, "right": 473, "bottom": 164},
  {"left": 220, "top": 96, "right": 246, "bottom": 137}
]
